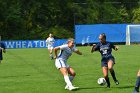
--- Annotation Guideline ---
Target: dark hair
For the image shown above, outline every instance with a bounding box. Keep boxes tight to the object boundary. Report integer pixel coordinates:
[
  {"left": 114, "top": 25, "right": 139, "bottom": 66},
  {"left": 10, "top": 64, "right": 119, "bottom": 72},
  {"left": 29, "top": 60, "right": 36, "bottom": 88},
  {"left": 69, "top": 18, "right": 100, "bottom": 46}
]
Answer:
[{"left": 100, "top": 33, "right": 106, "bottom": 39}]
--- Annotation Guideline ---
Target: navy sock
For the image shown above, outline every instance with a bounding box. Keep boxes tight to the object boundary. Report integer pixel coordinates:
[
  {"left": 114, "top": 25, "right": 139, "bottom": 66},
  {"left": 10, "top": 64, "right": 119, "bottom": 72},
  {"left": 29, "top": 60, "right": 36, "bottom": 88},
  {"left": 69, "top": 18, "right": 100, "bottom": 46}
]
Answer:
[
  {"left": 110, "top": 70, "right": 117, "bottom": 81},
  {"left": 105, "top": 77, "right": 110, "bottom": 87}
]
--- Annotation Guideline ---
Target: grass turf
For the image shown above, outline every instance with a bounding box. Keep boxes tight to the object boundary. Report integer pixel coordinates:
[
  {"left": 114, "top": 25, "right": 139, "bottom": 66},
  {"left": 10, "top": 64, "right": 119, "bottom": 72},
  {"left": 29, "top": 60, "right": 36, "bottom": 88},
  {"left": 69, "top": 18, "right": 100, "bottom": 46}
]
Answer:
[{"left": 0, "top": 45, "right": 140, "bottom": 93}]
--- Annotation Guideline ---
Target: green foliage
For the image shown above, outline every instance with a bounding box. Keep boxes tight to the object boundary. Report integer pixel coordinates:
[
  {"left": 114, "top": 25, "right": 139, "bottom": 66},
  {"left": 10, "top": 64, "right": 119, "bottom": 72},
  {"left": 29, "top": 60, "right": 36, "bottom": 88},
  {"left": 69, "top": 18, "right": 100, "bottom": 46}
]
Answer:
[
  {"left": 132, "top": 6, "right": 140, "bottom": 23},
  {"left": 48, "top": 26, "right": 73, "bottom": 39},
  {"left": 117, "top": 5, "right": 130, "bottom": 23},
  {"left": 0, "top": 0, "right": 140, "bottom": 40}
]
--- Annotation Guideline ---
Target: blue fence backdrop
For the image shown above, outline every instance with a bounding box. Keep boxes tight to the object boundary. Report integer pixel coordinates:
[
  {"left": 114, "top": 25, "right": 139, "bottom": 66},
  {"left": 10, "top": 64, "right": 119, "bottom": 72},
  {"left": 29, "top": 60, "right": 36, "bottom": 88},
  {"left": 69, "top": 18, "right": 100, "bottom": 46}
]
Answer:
[
  {"left": 75, "top": 24, "right": 128, "bottom": 44},
  {"left": 129, "top": 26, "right": 140, "bottom": 42},
  {"left": 2, "top": 24, "right": 140, "bottom": 48},
  {"left": 2, "top": 39, "right": 67, "bottom": 49}
]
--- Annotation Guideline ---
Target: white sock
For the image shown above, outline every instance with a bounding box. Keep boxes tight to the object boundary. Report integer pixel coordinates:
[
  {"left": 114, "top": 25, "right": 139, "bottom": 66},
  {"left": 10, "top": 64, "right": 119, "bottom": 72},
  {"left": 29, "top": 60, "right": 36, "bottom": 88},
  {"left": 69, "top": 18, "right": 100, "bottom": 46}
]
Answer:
[
  {"left": 64, "top": 75, "right": 73, "bottom": 86},
  {"left": 69, "top": 76, "right": 74, "bottom": 81}
]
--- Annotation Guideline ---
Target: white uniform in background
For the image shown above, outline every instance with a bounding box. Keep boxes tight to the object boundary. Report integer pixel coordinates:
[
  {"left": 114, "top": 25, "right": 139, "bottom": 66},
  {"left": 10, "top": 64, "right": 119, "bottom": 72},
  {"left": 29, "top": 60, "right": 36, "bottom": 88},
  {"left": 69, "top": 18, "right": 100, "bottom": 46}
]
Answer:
[
  {"left": 55, "top": 44, "right": 77, "bottom": 69},
  {"left": 46, "top": 37, "right": 55, "bottom": 49}
]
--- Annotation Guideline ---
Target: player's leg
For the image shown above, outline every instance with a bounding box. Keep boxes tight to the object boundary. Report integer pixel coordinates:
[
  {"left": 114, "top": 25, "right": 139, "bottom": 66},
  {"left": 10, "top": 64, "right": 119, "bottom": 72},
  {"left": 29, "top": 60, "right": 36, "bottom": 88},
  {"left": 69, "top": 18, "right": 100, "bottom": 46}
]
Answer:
[
  {"left": 55, "top": 59, "right": 78, "bottom": 90},
  {"left": 59, "top": 67, "right": 73, "bottom": 87},
  {"left": 133, "top": 70, "right": 140, "bottom": 93},
  {"left": 50, "top": 48, "right": 53, "bottom": 57},
  {"left": 67, "top": 67, "right": 76, "bottom": 81},
  {"left": 55, "top": 59, "right": 72, "bottom": 86},
  {"left": 102, "top": 67, "right": 110, "bottom": 88},
  {"left": 64, "top": 67, "right": 76, "bottom": 90},
  {"left": 48, "top": 48, "right": 53, "bottom": 59},
  {"left": 108, "top": 59, "right": 119, "bottom": 85},
  {"left": 102, "top": 59, "right": 110, "bottom": 88},
  {"left": 59, "top": 67, "right": 78, "bottom": 90}
]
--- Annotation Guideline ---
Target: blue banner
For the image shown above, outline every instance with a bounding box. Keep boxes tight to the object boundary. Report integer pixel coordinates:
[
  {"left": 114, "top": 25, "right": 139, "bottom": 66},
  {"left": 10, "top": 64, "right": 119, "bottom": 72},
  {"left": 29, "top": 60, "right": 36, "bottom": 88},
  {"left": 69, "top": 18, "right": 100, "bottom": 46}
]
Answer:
[
  {"left": 75, "top": 24, "right": 127, "bottom": 44},
  {"left": 2, "top": 39, "right": 67, "bottom": 49}
]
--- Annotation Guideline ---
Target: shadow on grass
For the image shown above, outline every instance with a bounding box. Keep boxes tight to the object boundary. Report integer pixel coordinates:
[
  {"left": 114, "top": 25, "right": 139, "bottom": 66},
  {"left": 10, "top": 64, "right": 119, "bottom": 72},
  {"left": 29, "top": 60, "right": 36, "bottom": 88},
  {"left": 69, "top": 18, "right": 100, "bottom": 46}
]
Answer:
[
  {"left": 0, "top": 74, "right": 31, "bottom": 78},
  {"left": 79, "top": 86, "right": 105, "bottom": 90},
  {"left": 78, "top": 85, "right": 134, "bottom": 91},
  {"left": 112, "top": 85, "right": 134, "bottom": 89}
]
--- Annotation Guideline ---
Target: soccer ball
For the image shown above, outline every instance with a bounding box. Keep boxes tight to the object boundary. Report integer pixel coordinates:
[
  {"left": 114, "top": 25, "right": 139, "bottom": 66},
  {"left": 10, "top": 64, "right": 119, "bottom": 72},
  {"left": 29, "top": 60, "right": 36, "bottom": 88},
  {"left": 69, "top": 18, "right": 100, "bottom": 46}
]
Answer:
[{"left": 97, "top": 78, "right": 106, "bottom": 86}]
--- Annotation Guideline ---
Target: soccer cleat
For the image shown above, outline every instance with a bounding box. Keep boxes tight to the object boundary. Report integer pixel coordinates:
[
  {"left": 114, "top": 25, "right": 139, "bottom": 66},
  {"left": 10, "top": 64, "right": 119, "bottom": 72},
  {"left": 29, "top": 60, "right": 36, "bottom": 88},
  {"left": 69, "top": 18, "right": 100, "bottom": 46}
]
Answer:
[
  {"left": 133, "top": 90, "right": 139, "bottom": 93},
  {"left": 115, "top": 80, "right": 119, "bottom": 85},
  {"left": 134, "top": 87, "right": 139, "bottom": 92},
  {"left": 51, "top": 57, "right": 53, "bottom": 60},
  {"left": 65, "top": 85, "right": 69, "bottom": 90},
  {"left": 68, "top": 86, "right": 79, "bottom": 91},
  {"left": 132, "top": 87, "right": 139, "bottom": 93},
  {"left": 50, "top": 56, "right": 53, "bottom": 60},
  {"left": 107, "top": 85, "right": 110, "bottom": 88}
]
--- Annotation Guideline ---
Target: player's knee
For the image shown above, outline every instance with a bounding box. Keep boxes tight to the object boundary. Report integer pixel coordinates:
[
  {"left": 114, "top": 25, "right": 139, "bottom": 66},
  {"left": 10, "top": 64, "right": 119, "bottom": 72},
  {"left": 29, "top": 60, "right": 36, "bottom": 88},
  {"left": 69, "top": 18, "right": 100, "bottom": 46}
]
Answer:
[
  {"left": 71, "top": 72, "right": 76, "bottom": 77},
  {"left": 63, "top": 71, "right": 68, "bottom": 76},
  {"left": 103, "top": 72, "right": 108, "bottom": 78},
  {"left": 60, "top": 68, "right": 68, "bottom": 75},
  {"left": 108, "top": 66, "right": 113, "bottom": 70},
  {"left": 50, "top": 51, "right": 52, "bottom": 54},
  {"left": 104, "top": 75, "right": 108, "bottom": 78}
]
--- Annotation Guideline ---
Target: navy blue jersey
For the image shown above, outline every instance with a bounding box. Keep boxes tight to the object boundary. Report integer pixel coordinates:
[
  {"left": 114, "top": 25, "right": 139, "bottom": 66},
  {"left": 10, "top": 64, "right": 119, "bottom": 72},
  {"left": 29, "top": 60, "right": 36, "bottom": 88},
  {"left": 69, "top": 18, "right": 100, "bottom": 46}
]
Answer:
[
  {"left": 0, "top": 42, "right": 6, "bottom": 60},
  {"left": 0, "top": 42, "right": 6, "bottom": 52},
  {"left": 94, "top": 41, "right": 115, "bottom": 58}
]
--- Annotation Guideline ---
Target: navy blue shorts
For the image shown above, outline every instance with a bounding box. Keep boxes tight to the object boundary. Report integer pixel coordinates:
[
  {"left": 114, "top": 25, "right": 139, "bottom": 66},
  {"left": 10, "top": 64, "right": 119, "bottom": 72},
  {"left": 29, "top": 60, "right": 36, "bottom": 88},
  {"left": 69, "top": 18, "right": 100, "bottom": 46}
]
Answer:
[{"left": 101, "top": 56, "right": 115, "bottom": 67}]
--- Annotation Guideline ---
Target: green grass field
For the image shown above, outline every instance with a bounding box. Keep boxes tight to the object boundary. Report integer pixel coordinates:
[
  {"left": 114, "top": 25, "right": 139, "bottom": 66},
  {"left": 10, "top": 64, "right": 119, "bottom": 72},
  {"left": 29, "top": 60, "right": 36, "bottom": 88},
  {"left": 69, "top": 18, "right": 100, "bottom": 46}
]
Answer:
[{"left": 0, "top": 45, "right": 140, "bottom": 93}]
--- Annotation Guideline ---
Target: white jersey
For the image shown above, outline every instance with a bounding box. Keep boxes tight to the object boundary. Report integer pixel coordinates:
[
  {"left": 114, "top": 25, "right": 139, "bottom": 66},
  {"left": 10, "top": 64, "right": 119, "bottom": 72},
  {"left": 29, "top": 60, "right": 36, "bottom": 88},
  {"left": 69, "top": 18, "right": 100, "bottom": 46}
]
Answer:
[
  {"left": 57, "top": 44, "right": 77, "bottom": 61},
  {"left": 46, "top": 37, "right": 55, "bottom": 49}
]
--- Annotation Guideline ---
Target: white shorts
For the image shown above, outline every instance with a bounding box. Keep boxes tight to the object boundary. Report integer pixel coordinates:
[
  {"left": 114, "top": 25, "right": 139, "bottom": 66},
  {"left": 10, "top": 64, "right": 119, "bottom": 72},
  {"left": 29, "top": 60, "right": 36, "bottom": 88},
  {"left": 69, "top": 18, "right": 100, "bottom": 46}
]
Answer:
[
  {"left": 55, "top": 59, "right": 69, "bottom": 69},
  {"left": 47, "top": 45, "right": 53, "bottom": 50}
]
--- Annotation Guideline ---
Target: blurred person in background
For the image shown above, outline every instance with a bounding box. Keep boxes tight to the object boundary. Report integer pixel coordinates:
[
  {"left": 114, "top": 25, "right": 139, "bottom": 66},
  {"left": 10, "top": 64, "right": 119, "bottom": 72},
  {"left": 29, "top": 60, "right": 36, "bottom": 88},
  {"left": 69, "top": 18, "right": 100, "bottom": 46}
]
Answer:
[{"left": 46, "top": 33, "right": 55, "bottom": 60}]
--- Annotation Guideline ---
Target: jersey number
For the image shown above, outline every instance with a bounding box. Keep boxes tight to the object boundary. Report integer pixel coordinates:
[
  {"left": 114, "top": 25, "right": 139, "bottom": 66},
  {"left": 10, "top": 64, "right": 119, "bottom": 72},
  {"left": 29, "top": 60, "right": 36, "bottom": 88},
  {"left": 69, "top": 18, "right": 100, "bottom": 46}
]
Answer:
[{"left": 102, "top": 50, "right": 107, "bottom": 54}]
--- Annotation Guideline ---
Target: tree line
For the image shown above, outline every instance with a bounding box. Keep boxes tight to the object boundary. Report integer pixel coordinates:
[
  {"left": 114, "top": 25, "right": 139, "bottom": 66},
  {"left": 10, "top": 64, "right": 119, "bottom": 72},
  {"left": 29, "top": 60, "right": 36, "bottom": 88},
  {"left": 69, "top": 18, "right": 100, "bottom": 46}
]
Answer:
[{"left": 0, "top": 0, "right": 140, "bottom": 40}]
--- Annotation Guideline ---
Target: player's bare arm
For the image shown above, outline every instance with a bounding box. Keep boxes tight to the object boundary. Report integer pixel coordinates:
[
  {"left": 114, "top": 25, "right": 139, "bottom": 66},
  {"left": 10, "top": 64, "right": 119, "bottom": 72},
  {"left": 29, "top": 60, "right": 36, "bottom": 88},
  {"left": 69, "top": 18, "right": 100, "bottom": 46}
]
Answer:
[
  {"left": 91, "top": 44, "right": 96, "bottom": 53},
  {"left": 74, "top": 50, "right": 82, "bottom": 55},
  {"left": 54, "top": 47, "right": 60, "bottom": 59},
  {"left": 114, "top": 46, "right": 119, "bottom": 51}
]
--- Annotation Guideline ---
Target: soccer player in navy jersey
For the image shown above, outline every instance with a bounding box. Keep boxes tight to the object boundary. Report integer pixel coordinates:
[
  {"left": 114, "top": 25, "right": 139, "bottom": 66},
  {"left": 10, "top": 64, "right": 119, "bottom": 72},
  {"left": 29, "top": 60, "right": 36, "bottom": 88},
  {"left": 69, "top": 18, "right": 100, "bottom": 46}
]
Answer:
[
  {"left": 91, "top": 33, "right": 119, "bottom": 88},
  {"left": 0, "top": 41, "right": 6, "bottom": 63},
  {"left": 133, "top": 70, "right": 140, "bottom": 93}
]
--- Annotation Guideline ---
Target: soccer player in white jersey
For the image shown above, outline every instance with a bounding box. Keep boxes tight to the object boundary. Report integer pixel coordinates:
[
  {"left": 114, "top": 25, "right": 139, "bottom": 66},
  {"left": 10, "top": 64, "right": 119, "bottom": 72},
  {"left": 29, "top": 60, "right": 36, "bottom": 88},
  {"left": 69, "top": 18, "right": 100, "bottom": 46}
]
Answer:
[
  {"left": 46, "top": 33, "right": 55, "bottom": 60},
  {"left": 54, "top": 38, "right": 82, "bottom": 91}
]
